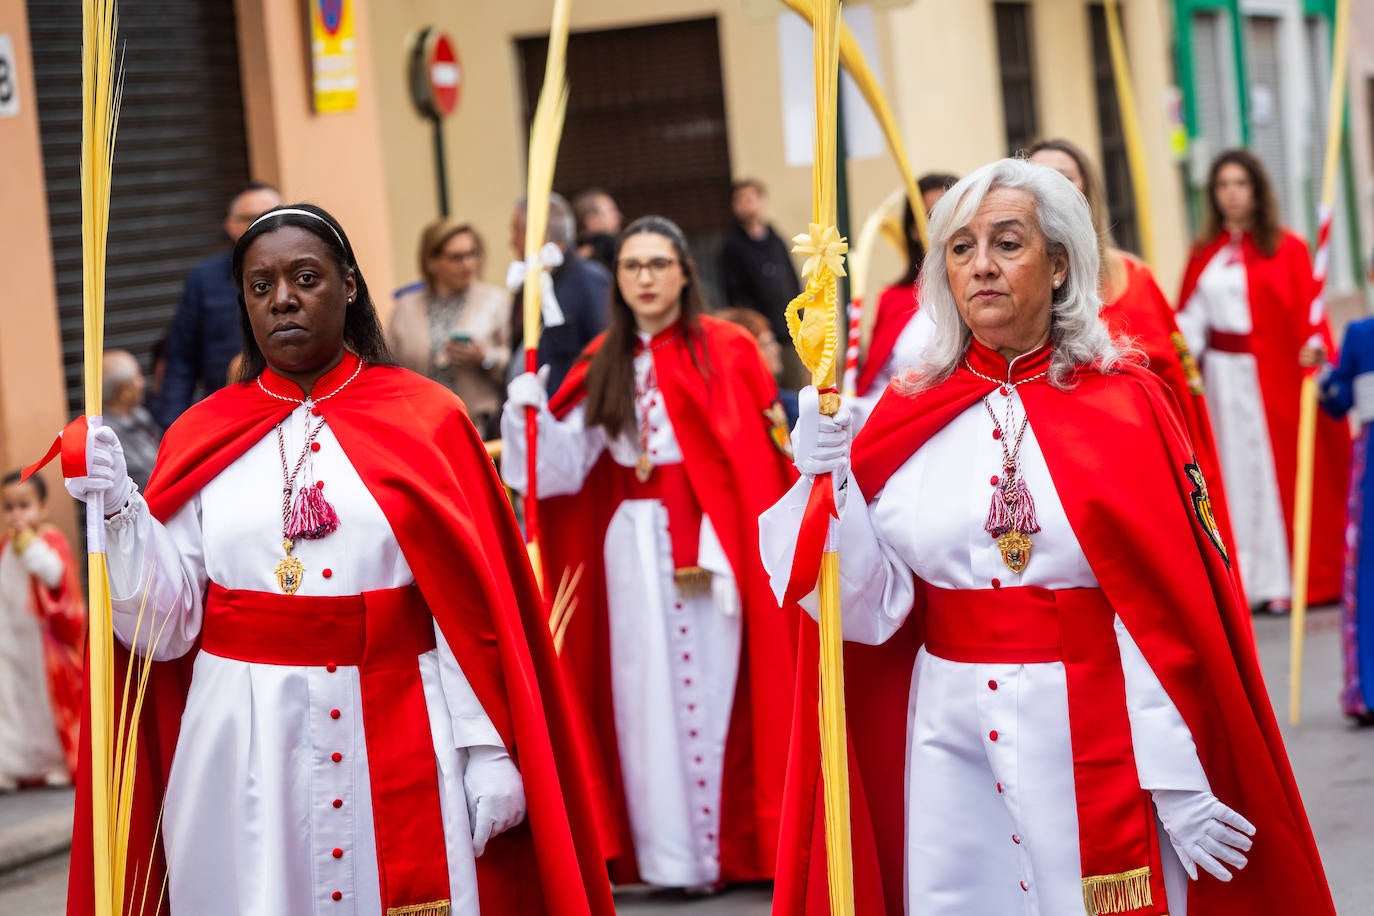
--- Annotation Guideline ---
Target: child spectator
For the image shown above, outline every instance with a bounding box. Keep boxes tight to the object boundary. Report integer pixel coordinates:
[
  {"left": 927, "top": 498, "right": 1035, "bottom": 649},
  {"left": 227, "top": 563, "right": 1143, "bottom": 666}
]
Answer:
[{"left": 0, "top": 470, "right": 85, "bottom": 787}]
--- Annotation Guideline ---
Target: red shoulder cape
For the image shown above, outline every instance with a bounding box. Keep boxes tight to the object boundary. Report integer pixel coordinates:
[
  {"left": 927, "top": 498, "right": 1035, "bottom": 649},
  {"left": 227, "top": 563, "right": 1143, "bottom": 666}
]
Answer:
[
  {"left": 1178, "top": 231, "right": 1349, "bottom": 604},
  {"left": 538, "top": 315, "right": 799, "bottom": 883},
  {"left": 0, "top": 528, "right": 86, "bottom": 776},
  {"left": 855, "top": 283, "right": 920, "bottom": 396},
  {"left": 67, "top": 354, "right": 614, "bottom": 916},
  {"left": 1102, "top": 255, "right": 1240, "bottom": 598},
  {"left": 772, "top": 343, "right": 1334, "bottom": 915}
]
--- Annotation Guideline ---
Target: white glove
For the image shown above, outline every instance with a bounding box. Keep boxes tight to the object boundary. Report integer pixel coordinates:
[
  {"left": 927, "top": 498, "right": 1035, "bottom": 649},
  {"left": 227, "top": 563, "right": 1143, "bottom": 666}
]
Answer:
[
  {"left": 792, "top": 386, "right": 852, "bottom": 512},
  {"left": 505, "top": 365, "right": 551, "bottom": 411},
  {"left": 463, "top": 745, "right": 526, "bottom": 857},
  {"left": 1152, "top": 788, "right": 1255, "bottom": 882},
  {"left": 64, "top": 425, "right": 135, "bottom": 514}
]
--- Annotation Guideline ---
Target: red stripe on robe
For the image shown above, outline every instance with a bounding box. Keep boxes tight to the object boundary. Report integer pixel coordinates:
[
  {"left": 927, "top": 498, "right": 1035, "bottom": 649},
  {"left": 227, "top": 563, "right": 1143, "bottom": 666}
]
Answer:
[
  {"left": 66, "top": 353, "right": 615, "bottom": 916},
  {"left": 1178, "top": 230, "right": 1350, "bottom": 605},
  {"left": 539, "top": 315, "right": 799, "bottom": 883},
  {"left": 771, "top": 342, "right": 1335, "bottom": 915}
]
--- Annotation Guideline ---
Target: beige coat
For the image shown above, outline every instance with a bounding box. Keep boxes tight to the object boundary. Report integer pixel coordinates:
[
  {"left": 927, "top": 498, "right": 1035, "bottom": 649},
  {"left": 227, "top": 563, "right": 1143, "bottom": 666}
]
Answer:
[{"left": 387, "top": 281, "right": 511, "bottom": 426}]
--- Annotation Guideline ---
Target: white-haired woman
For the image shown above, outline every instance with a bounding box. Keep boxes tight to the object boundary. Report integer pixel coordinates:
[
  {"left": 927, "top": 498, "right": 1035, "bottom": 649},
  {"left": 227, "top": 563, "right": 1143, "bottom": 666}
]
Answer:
[{"left": 759, "top": 158, "right": 1332, "bottom": 916}]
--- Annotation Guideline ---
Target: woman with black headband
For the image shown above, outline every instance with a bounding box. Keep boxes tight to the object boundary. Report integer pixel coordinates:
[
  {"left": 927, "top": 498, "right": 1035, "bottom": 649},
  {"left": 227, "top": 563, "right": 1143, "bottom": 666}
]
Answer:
[{"left": 62, "top": 204, "right": 614, "bottom": 916}]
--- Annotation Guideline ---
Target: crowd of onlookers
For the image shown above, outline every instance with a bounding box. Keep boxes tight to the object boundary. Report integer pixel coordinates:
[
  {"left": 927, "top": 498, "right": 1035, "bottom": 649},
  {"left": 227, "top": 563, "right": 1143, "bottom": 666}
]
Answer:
[{"left": 0, "top": 177, "right": 818, "bottom": 796}]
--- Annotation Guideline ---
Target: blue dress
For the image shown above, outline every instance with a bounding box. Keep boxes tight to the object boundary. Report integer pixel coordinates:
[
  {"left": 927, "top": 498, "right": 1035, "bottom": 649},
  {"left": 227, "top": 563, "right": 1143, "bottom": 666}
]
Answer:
[{"left": 1317, "top": 315, "right": 1374, "bottom": 719}]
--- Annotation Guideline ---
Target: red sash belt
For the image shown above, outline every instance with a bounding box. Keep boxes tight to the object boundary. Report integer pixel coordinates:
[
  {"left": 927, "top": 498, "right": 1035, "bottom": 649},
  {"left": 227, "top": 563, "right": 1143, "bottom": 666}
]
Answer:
[
  {"left": 922, "top": 584, "right": 1167, "bottom": 915},
  {"left": 1207, "top": 329, "right": 1253, "bottom": 354},
  {"left": 202, "top": 583, "right": 451, "bottom": 916},
  {"left": 615, "top": 461, "right": 703, "bottom": 571}
]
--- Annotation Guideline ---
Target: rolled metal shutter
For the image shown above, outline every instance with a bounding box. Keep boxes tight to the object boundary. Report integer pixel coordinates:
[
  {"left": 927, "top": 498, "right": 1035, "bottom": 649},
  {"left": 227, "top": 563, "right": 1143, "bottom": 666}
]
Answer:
[
  {"left": 26, "top": 0, "right": 252, "bottom": 415},
  {"left": 1243, "top": 14, "right": 1289, "bottom": 221}
]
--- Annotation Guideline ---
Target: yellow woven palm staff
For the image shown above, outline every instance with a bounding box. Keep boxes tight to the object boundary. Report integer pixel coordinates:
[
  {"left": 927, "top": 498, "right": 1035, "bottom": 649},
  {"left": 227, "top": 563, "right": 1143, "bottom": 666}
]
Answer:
[
  {"left": 778, "top": 0, "right": 927, "bottom": 251},
  {"left": 784, "top": 1, "right": 855, "bottom": 913}
]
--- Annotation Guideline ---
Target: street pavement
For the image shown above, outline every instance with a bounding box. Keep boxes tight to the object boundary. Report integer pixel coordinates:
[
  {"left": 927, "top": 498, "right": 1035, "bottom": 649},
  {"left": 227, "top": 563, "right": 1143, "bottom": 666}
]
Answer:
[{"left": 1, "top": 609, "right": 1369, "bottom": 914}]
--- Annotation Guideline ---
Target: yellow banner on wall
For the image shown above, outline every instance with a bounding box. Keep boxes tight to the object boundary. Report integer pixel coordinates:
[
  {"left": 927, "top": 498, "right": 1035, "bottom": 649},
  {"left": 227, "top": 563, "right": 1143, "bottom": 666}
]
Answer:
[{"left": 310, "top": 0, "right": 358, "bottom": 113}]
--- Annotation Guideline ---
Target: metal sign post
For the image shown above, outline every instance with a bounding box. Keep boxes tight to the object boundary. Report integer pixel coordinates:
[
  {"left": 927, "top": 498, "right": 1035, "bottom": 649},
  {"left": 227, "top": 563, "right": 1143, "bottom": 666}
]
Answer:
[{"left": 408, "top": 27, "right": 462, "bottom": 216}]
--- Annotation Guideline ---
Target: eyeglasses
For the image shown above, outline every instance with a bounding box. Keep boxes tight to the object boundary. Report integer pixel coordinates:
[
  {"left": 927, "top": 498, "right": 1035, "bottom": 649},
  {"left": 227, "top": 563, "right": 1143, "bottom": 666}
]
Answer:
[
  {"left": 437, "top": 250, "right": 480, "bottom": 263},
  {"left": 617, "top": 257, "right": 679, "bottom": 278}
]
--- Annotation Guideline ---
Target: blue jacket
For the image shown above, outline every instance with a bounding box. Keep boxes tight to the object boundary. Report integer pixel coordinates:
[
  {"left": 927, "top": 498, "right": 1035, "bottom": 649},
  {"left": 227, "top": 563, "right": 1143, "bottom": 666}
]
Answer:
[{"left": 157, "top": 250, "right": 243, "bottom": 429}]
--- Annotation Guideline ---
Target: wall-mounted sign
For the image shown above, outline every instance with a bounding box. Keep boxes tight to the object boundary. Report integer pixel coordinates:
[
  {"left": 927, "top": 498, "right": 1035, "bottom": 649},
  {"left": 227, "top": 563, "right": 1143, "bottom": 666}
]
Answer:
[
  {"left": 0, "top": 35, "right": 20, "bottom": 119},
  {"left": 309, "top": 0, "right": 358, "bottom": 113},
  {"left": 408, "top": 28, "right": 462, "bottom": 120}
]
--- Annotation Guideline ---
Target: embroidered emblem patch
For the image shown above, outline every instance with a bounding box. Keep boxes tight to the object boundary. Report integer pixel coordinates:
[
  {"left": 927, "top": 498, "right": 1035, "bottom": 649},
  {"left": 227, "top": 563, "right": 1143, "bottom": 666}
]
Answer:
[
  {"left": 1185, "top": 461, "right": 1229, "bottom": 566},
  {"left": 1171, "top": 332, "right": 1205, "bottom": 395},
  {"left": 764, "top": 402, "right": 794, "bottom": 460}
]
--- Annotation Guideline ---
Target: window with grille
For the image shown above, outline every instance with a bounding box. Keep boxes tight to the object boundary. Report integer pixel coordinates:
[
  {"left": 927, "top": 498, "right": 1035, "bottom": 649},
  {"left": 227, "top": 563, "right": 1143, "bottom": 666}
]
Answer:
[
  {"left": 994, "top": 2, "right": 1039, "bottom": 157},
  {"left": 1088, "top": 4, "right": 1140, "bottom": 256},
  {"left": 27, "top": 0, "right": 252, "bottom": 416},
  {"left": 515, "top": 18, "right": 733, "bottom": 299}
]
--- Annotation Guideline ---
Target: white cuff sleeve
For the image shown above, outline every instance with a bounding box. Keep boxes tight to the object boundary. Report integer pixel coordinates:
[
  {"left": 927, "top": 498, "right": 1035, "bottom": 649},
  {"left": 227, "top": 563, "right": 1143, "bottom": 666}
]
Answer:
[{"left": 1115, "top": 616, "right": 1210, "bottom": 792}]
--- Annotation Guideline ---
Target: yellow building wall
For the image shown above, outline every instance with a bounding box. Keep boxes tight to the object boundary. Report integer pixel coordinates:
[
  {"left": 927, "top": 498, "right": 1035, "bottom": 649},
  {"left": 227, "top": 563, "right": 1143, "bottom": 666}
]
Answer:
[
  {"left": 0, "top": 0, "right": 76, "bottom": 536},
  {"left": 235, "top": 0, "right": 396, "bottom": 312},
  {"left": 366, "top": 0, "right": 907, "bottom": 296},
  {"left": 367, "top": 0, "right": 1186, "bottom": 302}
]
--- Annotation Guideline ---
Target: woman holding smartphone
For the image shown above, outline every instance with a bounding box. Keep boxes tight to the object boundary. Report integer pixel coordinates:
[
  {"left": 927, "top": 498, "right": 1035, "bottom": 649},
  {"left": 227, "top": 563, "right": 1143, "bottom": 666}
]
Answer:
[{"left": 389, "top": 218, "right": 511, "bottom": 438}]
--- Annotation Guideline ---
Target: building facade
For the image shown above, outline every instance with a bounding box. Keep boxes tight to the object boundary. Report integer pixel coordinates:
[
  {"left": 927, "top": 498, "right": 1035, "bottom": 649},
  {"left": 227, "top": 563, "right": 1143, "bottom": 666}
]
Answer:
[{"left": 2, "top": 0, "right": 1363, "bottom": 508}]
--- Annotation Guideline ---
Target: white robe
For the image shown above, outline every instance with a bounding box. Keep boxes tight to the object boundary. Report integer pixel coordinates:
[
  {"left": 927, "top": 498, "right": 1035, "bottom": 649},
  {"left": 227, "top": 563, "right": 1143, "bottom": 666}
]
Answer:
[
  {"left": 0, "top": 538, "right": 67, "bottom": 782},
  {"left": 760, "top": 381, "right": 1206, "bottom": 915},
  {"left": 104, "top": 402, "right": 501, "bottom": 916},
  {"left": 851, "top": 308, "right": 937, "bottom": 431},
  {"left": 501, "top": 340, "right": 741, "bottom": 887},
  {"left": 1176, "top": 243, "right": 1292, "bottom": 605}
]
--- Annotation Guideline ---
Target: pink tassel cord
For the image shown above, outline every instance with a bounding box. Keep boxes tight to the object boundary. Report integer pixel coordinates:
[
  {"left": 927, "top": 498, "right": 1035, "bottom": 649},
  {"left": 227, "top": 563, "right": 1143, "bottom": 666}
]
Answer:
[
  {"left": 287, "top": 484, "right": 340, "bottom": 540},
  {"left": 985, "top": 475, "right": 1041, "bottom": 537}
]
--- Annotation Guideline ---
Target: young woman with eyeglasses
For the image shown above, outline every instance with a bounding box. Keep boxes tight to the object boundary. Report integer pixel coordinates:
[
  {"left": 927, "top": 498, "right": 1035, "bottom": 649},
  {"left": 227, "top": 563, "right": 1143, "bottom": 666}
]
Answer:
[
  {"left": 388, "top": 218, "right": 511, "bottom": 438},
  {"left": 501, "top": 215, "right": 799, "bottom": 893}
]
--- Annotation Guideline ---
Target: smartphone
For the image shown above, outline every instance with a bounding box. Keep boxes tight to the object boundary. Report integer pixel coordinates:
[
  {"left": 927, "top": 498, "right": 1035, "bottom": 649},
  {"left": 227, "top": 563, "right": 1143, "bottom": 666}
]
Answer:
[{"left": 450, "top": 331, "right": 473, "bottom": 344}]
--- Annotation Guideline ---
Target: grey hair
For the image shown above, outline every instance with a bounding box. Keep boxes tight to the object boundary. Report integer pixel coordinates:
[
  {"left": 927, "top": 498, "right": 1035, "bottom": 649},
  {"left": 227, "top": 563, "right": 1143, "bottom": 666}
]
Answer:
[
  {"left": 515, "top": 193, "right": 578, "bottom": 249},
  {"left": 906, "top": 157, "right": 1125, "bottom": 390},
  {"left": 101, "top": 349, "right": 141, "bottom": 404}
]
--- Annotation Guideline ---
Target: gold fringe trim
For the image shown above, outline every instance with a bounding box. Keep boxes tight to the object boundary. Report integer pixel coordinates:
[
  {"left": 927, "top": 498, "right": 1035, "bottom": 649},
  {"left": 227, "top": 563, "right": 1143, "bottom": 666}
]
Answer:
[
  {"left": 1082, "top": 866, "right": 1152, "bottom": 915},
  {"left": 675, "top": 566, "right": 713, "bottom": 598},
  {"left": 386, "top": 901, "right": 450, "bottom": 916}
]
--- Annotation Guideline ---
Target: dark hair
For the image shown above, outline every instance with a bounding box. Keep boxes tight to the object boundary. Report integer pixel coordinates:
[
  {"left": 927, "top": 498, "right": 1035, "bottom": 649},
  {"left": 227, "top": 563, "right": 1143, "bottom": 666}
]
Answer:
[
  {"left": 231, "top": 180, "right": 279, "bottom": 202},
  {"left": 895, "top": 200, "right": 927, "bottom": 288},
  {"left": 1198, "top": 148, "right": 1282, "bottom": 257},
  {"left": 2, "top": 469, "right": 46, "bottom": 502},
  {"left": 230, "top": 203, "right": 393, "bottom": 382},
  {"left": 731, "top": 178, "right": 766, "bottom": 197},
  {"left": 917, "top": 173, "right": 959, "bottom": 198},
  {"left": 572, "top": 188, "right": 613, "bottom": 227},
  {"left": 417, "top": 218, "right": 483, "bottom": 292},
  {"left": 895, "top": 174, "right": 958, "bottom": 288},
  {"left": 584, "top": 215, "right": 710, "bottom": 438},
  {"left": 1025, "top": 138, "right": 1116, "bottom": 290}
]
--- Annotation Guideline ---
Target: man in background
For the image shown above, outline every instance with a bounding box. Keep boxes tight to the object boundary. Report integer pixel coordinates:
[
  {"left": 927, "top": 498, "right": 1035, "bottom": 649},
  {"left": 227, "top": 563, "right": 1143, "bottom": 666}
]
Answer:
[
  {"left": 101, "top": 349, "right": 161, "bottom": 492},
  {"left": 508, "top": 192, "right": 611, "bottom": 395},
  {"left": 720, "top": 178, "right": 802, "bottom": 383},
  {"left": 573, "top": 188, "right": 622, "bottom": 271},
  {"left": 156, "top": 181, "right": 281, "bottom": 429}
]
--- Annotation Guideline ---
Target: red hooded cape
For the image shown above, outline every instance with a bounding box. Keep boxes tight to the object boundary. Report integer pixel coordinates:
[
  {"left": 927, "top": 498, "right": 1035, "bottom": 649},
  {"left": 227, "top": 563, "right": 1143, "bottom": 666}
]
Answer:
[
  {"left": 772, "top": 344, "right": 1335, "bottom": 915},
  {"left": 1178, "top": 230, "right": 1349, "bottom": 605},
  {"left": 0, "top": 527, "right": 85, "bottom": 776},
  {"left": 66, "top": 354, "right": 615, "bottom": 916},
  {"left": 1102, "top": 254, "right": 1240, "bottom": 599},
  {"left": 536, "top": 315, "right": 799, "bottom": 883},
  {"left": 855, "top": 283, "right": 920, "bottom": 397}
]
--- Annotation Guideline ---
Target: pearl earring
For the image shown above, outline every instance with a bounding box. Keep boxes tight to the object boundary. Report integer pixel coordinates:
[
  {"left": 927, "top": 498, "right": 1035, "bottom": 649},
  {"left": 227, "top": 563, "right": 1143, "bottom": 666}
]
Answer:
[{"left": 1053, "top": 279, "right": 1061, "bottom": 289}]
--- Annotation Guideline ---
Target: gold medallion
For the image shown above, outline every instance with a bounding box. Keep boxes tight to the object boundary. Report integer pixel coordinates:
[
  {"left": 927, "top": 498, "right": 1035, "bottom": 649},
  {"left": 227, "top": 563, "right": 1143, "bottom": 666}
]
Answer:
[
  {"left": 997, "top": 530, "right": 1033, "bottom": 574},
  {"left": 274, "top": 539, "right": 305, "bottom": 595},
  {"left": 635, "top": 452, "right": 654, "bottom": 483}
]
